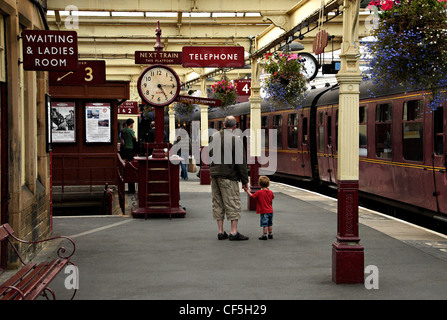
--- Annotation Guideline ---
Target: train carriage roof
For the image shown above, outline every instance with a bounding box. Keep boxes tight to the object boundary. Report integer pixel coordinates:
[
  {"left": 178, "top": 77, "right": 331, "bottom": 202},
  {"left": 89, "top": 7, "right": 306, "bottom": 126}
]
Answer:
[{"left": 186, "top": 80, "right": 423, "bottom": 122}]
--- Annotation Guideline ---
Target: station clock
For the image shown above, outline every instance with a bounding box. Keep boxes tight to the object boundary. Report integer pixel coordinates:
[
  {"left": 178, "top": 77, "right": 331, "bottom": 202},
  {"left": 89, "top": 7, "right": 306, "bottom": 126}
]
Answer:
[
  {"left": 137, "top": 64, "right": 181, "bottom": 107},
  {"left": 300, "top": 52, "right": 319, "bottom": 81}
]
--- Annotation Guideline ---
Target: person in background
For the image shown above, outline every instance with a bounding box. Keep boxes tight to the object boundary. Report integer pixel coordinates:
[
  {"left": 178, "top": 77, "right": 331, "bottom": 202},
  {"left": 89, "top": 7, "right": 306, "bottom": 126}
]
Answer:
[{"left": 121, "top": 118, "right": 136, "bottom": 161}]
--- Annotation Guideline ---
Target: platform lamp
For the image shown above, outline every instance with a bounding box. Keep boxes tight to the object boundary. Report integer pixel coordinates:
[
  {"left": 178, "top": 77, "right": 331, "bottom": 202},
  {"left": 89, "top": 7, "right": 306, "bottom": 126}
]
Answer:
[{"left": 279, "top": 41, "right": 305, "bottom": 52}]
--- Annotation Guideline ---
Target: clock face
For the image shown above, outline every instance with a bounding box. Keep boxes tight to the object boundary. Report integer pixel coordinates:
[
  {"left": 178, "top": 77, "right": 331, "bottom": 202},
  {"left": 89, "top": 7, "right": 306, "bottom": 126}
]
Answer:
[
  {"left": 300, "top": 53, "right": 319, "bottom": 81},
  {"left": 137, "top": 65, "right": 181, "bottom": 107}
]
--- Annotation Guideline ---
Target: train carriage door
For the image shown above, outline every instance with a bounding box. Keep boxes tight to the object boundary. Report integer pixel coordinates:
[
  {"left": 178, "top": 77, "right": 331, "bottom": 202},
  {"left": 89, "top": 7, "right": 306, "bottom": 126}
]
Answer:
[
  {"left": 433, "top": 104, "right": 445, "bottom": 167},
  {"left": 299, "top": 108, "right": 308, "bottom": 176},
  {"left": 431, "top": 101, "right": 445, "bottom": 214}
]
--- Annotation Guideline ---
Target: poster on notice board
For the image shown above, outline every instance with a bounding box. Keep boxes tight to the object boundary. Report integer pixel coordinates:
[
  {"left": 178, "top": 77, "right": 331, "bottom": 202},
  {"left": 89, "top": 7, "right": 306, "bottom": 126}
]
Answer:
[
  {"left": 85, "top": 102, "right": 111, "bottom": 143},
  {"left": 50, "top": 102, "right": 76, "bottom": 143}
]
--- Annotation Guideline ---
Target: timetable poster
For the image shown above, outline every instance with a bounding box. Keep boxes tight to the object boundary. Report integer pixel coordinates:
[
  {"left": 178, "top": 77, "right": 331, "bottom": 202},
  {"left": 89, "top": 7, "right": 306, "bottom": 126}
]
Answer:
[
  {"left": 50, "top": 102, "right": 76, "bottom": 143},
  {"left": 85, "top": 102, "right": 111, "bottom": 143}
]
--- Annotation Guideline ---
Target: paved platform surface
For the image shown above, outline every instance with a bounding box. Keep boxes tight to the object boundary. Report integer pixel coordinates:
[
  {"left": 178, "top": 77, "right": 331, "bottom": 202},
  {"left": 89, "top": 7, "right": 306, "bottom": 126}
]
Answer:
[{"left": 3, "top": 174, "right": 447, "bottom": 302}]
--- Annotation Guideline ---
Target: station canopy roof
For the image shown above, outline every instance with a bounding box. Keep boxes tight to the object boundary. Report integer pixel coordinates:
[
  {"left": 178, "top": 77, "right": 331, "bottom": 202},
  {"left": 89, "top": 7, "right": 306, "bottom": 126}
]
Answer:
[{"left": 46, "top": 0, "right": 372, "bottom": 100}]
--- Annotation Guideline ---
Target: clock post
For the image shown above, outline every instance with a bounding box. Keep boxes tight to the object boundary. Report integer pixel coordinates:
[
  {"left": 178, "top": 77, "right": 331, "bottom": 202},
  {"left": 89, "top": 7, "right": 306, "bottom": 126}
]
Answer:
[
  {"left": 132, "top": 22, "right": 185, "bottom": 218},
  {"left": 152, "top": 21, "right": 168, "bottom": 158}
]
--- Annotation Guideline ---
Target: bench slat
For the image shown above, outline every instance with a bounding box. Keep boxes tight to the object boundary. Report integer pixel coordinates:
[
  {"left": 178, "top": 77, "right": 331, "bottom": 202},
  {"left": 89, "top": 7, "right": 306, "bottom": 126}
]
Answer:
[
  {"left": 18, "top": 260, "right": 60, "bottom": 300},
  {"left": 26, "top": 259, "right": 69, "bottom": 300},
  {"left": 2, "top": 262, "right": 48, "bottom": 300},
  {"left": 0, "top": 263, "right": 36, "bottom": 297}
]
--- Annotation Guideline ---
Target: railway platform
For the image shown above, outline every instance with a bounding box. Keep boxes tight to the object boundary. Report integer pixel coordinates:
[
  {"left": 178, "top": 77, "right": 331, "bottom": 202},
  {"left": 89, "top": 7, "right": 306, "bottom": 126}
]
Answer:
[{"left": 3, "top": 173, "right": 447, "bottom": 303}]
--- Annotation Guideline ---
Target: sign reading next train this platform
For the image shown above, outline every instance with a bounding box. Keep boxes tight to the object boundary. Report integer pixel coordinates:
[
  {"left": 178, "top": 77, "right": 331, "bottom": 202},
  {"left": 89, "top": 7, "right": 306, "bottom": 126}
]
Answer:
[
  {"left": 22, "top": 30, "right": 78, "bottom": 71},
  {"left": 135, "top": 51, "right": 182, "bottom": 65}
]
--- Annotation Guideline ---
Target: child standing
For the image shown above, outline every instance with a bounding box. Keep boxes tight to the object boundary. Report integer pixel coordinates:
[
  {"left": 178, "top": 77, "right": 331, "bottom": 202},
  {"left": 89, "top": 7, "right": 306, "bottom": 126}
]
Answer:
[{"left": 246, "top": 176, "right": 275, "bottom": 240}]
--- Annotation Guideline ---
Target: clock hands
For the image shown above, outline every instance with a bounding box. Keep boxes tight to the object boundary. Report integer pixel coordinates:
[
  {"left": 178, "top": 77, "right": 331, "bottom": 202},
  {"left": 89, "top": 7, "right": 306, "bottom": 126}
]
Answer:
[
  {"left": 157, "top": 84, "right": 169, "bottom": 100},
  {"left": 158, "top": 83, "right": 176, "bottom": 88}
]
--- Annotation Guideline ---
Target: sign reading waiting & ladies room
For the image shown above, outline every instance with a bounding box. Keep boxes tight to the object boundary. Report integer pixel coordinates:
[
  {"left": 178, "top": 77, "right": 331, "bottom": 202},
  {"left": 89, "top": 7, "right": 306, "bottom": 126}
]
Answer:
[{"left": 22, "top": 30, "right": 78, "bottom": 71}]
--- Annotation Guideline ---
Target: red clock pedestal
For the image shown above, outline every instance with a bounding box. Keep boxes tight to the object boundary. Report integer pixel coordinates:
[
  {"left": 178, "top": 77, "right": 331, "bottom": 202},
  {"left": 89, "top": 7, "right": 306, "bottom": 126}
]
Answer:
[
  {"left": 131, "top": 105, "right": 185, "bottom": 218},
  {"left": 131, "top": 152, "right": 186, "bottom": 219}
]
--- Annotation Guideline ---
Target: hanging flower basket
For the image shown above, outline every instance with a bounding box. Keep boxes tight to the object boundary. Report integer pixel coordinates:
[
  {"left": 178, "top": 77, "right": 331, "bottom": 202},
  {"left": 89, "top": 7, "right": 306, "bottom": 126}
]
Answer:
[
  {"left": 364, "top": 0, "right": 447, "bottom": 107},
  {"left": 211, "top": 77, "right": 238, "bottom": 108},
  {"left": 258, "top": 52, "right": 308, "bottom": 108}
]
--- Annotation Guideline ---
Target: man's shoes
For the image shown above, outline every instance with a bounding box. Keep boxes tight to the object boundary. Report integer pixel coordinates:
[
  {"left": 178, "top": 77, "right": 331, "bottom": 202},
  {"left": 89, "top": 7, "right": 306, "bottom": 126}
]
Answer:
[
  {"left": 218, "top": 231, "right": 228, "bottom": 240},
  {"left": 229, "top": 232, "right": 249, "bottom": 241}
]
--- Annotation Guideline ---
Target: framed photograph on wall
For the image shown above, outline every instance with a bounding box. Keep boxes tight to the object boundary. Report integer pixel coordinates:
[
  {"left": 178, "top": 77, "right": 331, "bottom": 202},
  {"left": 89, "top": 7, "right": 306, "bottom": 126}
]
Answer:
[
  {"left": 85, "top": 102, "right": 111, "bottom": 143},
  {"left": 50, "top": 102, "right": 76, "bottom": 143}
]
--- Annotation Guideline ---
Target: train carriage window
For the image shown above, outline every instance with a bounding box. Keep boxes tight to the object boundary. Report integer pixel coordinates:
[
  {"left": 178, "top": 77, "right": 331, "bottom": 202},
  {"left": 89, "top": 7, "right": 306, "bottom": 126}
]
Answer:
[
  {"left": 210, "top": 121, "right": 215, "bottom": 129},
  {"left": 302, "top": 117, "right": 308, "bottom": 145},
  {"left": 359, "top": 106, "right": 367, "bottom": 156},
  {"left": 402, "top": 99, "right": 423, "bottom": 162},
  {"left": 273, "top": 115, "right": 282, "bottom": 148},
  {"left": 261, "top": 115, "right": 269, "bottom": 148},
  {"left": 287, "top": 113, "right": 298, "bottom": 148},
  {"left": 375, "top": 103, "right": 392, "bottom": 159},
  {"left": 434, "top": 106, "right": 444, "bottom": 155},
  {"left": 318, "top": 111, "right": 324, "bottom": 152}
]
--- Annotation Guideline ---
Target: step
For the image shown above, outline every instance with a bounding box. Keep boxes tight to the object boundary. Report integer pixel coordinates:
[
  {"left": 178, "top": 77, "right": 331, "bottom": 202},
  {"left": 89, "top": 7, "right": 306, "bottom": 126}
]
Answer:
[{"left": 146, "top": 205, "right": 170, "bottom": 209}]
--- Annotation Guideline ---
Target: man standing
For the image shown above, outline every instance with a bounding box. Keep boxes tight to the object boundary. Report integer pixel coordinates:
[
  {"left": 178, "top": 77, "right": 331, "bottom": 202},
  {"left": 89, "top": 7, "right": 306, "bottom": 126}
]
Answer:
[
  {"left": 209, "top": 116, "right": 249, "bottom": 241},
  {"left": 121, "top": 118, "right": 136, "bottom": 161}
]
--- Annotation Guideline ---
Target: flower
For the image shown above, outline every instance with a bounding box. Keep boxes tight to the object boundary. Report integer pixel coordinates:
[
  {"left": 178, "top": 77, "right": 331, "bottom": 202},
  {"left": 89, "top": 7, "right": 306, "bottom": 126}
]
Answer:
[
  {"left": 211, "top": 77, "right": 238, "bottom": 108},
  {"left": 364, "top": 0, "right": 447, "bottom": 110},
  {"left": 258, "top": 52, "right": 308, "bottom": 108},
  {"left": 382, "top": 0, "right": 394, "bottom": 10}
]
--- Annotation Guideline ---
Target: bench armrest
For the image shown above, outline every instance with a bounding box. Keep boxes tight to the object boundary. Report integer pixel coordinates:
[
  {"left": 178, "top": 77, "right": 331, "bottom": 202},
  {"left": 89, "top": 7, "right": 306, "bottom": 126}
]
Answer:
[{"left": 6, "top": 230, "right": 76, "bottom": 265}]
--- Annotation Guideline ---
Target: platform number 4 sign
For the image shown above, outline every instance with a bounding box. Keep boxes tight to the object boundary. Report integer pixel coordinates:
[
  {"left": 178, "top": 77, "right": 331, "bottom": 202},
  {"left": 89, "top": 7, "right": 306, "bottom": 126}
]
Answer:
[{"left": 235, "top": 79, "right": 251, "bottom": 96}]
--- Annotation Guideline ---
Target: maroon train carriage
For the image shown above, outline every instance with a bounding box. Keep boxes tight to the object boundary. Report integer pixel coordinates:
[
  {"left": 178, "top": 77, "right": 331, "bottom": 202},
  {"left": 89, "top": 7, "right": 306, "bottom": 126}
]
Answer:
[{"left": 190, "top": 81, "right": 447, "bottom": 223}]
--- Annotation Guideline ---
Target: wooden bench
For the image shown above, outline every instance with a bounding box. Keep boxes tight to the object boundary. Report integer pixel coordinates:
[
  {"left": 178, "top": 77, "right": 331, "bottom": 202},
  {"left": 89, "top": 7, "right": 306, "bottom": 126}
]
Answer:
[{"left": 0, "top": 223, "right": 76, "bottom": 300}]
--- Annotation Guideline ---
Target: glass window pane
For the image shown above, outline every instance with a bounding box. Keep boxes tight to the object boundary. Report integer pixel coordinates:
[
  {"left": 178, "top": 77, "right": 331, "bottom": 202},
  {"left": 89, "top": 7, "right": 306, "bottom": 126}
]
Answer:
[
  {"left": 319, "top": 126, "right": 324, "bottom": 152},
  {"left": 273, "top": 115, "right": 282, "bottom": 148},
  {"left": 376, "top": 103, "right": 392, "bottom": 122},
  {"left": 261, "top": 116, "right": 269, "bottom": 148},
  {"left": 359, "top": 106, "right": 367, "bottom": 156},
  {"left": 375, "top": 123, "right": 392, "bottom": 158},
  {"left": 403, "top": 100, "right": 423, "bottom": 121},
  {"left": 359, "top": 106, "right": 367, "bottom": 123},
  {"left": 359, "top": 124, "right": 367, "bottom": 156},
  {"left": 287, "top": 114, "right": 298, "bottom": 149},
  {"left": 403, "top": 122, "right": 423, "bottom": 161}
]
